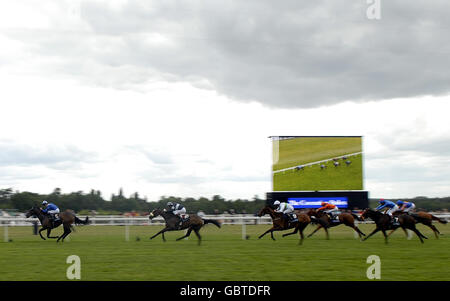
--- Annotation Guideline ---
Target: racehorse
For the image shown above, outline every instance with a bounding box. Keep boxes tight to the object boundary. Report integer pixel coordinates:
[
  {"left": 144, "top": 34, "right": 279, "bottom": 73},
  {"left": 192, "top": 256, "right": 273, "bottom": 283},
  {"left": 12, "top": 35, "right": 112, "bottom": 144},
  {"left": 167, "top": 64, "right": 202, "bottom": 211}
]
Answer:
[
  {"left": 148, "top": 209, "right": 221, "bottom": 245},
  {"left": 360, "top": 208, "right": 427, "bottom": 244},
  {"left": 25, "top": 206, "right": 89, "bottom": 242},
  {"left": 257, "top": 205, "right": 311, "bottom": 245},
  {"left": 306, "top": 209, "right": 366, "bottom": 239},
  {"left": 391, "top": 210, "right": 447, "bottom": 239}
]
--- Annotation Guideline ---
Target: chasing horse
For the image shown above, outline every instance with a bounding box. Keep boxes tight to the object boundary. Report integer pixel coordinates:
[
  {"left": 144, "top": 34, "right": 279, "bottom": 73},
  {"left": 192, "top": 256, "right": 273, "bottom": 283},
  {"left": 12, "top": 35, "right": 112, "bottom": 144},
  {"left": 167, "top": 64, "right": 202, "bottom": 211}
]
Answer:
[
  {"left": 257, "top": 204, "right": 311, "bottom": 244},
  {"left": 390, "top": 210, "right": 447, "bottom": 239},
  {"left": 306, "top": 203, "right": 366, "bottom": 240},
  {"left": 360, "top": 208, "right": 427, "bottom": 244},
  {"left": 25, "top": 205, "right": 89, "bottom": 242},
  {"left": 148, "top": 208, "right": 221, "bottom": 245}
]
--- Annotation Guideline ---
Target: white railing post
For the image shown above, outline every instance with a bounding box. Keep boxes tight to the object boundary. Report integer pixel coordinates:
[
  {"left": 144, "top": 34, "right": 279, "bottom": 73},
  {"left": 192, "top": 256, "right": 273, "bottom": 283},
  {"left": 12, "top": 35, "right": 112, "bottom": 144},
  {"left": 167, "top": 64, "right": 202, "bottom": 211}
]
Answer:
[
  {"left": 242, "top": 218, "right": 246, "bottom": 240},
  {"left": 125, "top": 222, "right": 130, "bottom": 242},
  {"left": 4, "top": 224, "right": 8, "bottom": 242}
]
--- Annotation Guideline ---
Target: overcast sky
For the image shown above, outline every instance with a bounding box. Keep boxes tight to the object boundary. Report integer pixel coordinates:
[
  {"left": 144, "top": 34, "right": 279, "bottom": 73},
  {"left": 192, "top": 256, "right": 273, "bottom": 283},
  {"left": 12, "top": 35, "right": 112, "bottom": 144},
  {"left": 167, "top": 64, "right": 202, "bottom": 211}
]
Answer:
[{"left": 1, "top": 0, "right": 449, "bottom": 201}]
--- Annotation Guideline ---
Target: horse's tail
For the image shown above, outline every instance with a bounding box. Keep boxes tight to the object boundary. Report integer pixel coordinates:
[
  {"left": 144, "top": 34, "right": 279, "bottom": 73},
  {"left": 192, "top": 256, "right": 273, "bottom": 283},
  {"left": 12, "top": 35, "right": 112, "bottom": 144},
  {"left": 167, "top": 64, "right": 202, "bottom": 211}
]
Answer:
[
  {"left": 75, "top": 216, "right": 90, "bottom": 225},
  {"left": 431, "top": 214, "right": 447, "bottom": 224},
  {"left": 203, "top": 219, "right": 221, "bottom": 228}
]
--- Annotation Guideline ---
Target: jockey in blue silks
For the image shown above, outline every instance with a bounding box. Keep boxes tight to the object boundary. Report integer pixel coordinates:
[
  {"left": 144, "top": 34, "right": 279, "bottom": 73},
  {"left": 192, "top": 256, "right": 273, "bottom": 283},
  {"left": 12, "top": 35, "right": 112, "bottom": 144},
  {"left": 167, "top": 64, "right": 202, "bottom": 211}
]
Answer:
[
  {"left": 397, "top": 200, "right": 416, "bottom": 213},
  {"left": 375, "top": 199, "right": 400, "bottom": 216},
  {"left": 41, "top": 200, "right": 60, "bottom": 222}
]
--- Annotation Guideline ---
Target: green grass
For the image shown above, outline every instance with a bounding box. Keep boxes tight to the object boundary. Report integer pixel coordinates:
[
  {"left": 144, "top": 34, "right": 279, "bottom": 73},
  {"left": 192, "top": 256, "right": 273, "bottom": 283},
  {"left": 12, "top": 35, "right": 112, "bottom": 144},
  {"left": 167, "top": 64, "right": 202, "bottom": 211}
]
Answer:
[
  {"left": 273, "top": 137, "right": 362, "bottom": 172},
  {"left": 273, "top": 154, "right": 363, "bottom": 191},
  {"left": 1, "top": 223, "right": 449, "bottom": 281}
]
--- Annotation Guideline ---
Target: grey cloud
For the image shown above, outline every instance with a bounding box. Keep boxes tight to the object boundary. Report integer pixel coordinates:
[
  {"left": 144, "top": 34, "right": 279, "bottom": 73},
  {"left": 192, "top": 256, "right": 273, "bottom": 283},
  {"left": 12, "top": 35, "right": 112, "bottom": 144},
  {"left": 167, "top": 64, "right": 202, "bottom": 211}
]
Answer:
[
  {"left": 5, "top": 0, "right": 450, "bottom": 108},
  {"left": 0, "top": 141, "right": 98, "bottom": 169}
]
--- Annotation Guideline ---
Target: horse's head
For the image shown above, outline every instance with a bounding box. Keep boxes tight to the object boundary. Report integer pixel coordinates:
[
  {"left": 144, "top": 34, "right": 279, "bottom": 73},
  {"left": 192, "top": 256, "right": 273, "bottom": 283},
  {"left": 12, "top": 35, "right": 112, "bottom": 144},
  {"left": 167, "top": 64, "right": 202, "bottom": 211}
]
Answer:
[
  {"left": 257, "top": 206, "right": 273, "bottom": 217},
  {"left": 360, "top": 208, "right": 374, "bottom": 221},
  {"left": 25, "top": 206, "right": 40, "bottom": 218},
  {"left": 149, "top": 209, "right": 163, "bottom": 220}
]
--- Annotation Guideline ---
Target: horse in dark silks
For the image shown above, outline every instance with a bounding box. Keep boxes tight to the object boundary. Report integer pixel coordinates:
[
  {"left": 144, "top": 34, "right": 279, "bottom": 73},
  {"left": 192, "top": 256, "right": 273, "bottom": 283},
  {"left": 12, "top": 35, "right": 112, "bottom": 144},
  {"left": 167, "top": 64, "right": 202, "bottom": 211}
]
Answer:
[
  {"left": 25, "top": 206, "right": 89, "bottom": 242},
  {"left": 257, "top": 205, "right": 311, "bottom": 245},
  {"left": 306, "top": 209, "right": 366, "bottom": 240},
  {"left": 360, "top": 208, "right": 427, "bottom": 244},
  {"left": 391, "top": 210, "right": 447, "bottom": 239},
  {"left": 148, "top": 209, "right": 221, "bottom": 245}
]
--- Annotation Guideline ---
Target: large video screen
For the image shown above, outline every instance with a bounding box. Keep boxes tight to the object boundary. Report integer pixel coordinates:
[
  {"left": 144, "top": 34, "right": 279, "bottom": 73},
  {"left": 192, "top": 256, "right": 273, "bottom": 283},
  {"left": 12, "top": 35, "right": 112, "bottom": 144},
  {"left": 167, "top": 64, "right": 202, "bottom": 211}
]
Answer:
[{"left": 272, "top": 136, "right": 363, "bottom": 191}]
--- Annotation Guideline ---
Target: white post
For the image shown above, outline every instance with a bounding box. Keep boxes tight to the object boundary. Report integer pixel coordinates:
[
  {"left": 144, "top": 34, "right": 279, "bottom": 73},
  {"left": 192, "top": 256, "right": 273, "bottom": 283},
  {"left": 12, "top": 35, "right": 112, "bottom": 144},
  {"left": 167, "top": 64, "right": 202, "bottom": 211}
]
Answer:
[
  {"left": 4, "top": 225, "right": 8, "bottom": 242},
  {"left": 242, "top": 219, "right": 246, "bottom": 240}
]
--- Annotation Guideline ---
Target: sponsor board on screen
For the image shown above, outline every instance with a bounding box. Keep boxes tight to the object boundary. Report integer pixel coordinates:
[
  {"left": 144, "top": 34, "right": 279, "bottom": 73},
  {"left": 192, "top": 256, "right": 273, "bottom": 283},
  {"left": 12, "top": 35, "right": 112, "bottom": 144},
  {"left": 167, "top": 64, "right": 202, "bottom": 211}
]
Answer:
[{"left": 287, "top": 197, "right": 348, "bottom": 208}]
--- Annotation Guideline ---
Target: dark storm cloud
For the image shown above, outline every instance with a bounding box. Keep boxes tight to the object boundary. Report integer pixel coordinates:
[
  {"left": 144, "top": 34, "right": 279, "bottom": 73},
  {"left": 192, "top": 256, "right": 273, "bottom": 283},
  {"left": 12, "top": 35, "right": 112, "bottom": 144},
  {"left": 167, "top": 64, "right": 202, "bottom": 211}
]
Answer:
[{"left": 6, "top": 0, "right": 450, "bottom": 108}]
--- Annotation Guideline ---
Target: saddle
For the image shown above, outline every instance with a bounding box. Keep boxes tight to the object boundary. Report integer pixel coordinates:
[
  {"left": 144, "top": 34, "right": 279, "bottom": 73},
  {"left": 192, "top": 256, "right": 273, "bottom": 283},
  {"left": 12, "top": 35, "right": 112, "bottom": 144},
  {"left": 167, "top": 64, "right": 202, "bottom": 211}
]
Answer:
[
  {"left": 176, "top": 215, "right": 190, "bottom": 229},
  {"left": 284, "top": 213, "right": 298, "bottom": 225},
  {"left": 329, "top": 212, "right": 341, "bottom": 223}
]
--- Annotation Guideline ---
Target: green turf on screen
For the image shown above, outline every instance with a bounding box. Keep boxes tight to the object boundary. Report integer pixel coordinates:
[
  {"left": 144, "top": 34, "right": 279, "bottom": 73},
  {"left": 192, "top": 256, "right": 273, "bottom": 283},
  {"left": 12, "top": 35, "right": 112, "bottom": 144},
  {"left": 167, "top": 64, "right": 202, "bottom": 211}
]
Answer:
[
  {"left": 273, "top": 154, "right": 363, "bottom": 191},
  {"left": 272, "top": 137, "right": 363, "bottom": 191}
]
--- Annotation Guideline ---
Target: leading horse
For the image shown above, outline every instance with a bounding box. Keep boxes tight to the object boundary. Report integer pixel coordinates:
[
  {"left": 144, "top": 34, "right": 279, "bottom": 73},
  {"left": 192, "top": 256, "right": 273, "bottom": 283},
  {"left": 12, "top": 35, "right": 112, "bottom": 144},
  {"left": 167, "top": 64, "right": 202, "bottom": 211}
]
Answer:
[
  {"left": 257, "top": 205, "right": 311, "bottom": 245},
  {"left": 148, "top": 209, "right": 221, "bottom": 245},
  {"left": 25, "top": 206, "right": 89, "bottom": 242}
]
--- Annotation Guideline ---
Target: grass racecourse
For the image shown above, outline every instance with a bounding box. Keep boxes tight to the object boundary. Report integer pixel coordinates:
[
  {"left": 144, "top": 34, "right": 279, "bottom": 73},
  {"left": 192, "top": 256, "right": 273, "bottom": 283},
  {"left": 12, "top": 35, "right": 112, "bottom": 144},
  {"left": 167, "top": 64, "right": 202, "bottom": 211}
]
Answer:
[{"left": 0, "top": 223, "right": 449, "bottom": 281}]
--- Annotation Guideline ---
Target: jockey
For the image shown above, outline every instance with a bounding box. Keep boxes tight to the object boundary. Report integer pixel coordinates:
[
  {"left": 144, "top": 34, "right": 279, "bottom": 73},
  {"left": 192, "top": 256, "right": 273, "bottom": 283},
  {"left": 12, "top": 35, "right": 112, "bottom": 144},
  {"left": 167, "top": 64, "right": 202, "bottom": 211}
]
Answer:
[
  {"left": 317, "top": 201, "right": 339, "bottom": 220},
  {"left": 273, "top": 200, "right": 296, "bottom": 223},
  {"left": 41, "top": 200, "right": 60, "bottom": 222},
  {"left": 397, "top": 200, "right": 416, "bottom": 213},
  {"left": 167, "top": 201, "right": 187, "bottom": 226},
  {"left": 375, "top": 199, "right": 399, "bottom": 216},
  {"left": 375, "top": 199, "right": 400, "bottom": 225}
]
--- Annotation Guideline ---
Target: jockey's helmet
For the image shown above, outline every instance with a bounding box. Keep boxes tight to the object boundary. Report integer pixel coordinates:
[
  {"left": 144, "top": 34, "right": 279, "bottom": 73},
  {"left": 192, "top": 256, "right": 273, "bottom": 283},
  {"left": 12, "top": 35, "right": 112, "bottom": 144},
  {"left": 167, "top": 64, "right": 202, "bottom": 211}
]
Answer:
[
  {"left": 321, "top": 201, "right": 327, "bottom": 206},
  {"left": 42, "top": 200, "right": 48, "bottom": 206},
  {"left": 397, "top": 200, "right": 404, "bottom": 206},
  {"left": 273, "top": 200, "right": 280, "bottom": 207},
  {"left": 167, "top": 201, "right": 173, "bottom": 207}
]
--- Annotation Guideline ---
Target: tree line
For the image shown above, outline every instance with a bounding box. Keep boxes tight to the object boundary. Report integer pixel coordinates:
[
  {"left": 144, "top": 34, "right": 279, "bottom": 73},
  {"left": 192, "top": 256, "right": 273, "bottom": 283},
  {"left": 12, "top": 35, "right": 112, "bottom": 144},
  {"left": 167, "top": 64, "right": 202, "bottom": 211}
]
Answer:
[
  {"left": 0, "top": 188, "right": 266, "bottom": 215},
  {"left": 1, "top": 188, "right": 449, "bottom": 215}
]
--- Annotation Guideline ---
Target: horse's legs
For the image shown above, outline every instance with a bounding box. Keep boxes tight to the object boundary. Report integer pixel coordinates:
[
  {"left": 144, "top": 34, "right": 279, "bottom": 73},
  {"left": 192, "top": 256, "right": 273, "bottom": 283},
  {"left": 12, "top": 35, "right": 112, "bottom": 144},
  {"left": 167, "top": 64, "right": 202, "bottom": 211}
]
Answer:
[
  {"left": 193, "top": 228, "right": 202, "bottom": 246},
  {"left": 362, "top": 227, "right": 381, "bottom": 241},
  {"left": 57, "top": 225, "right": 71, "bottom": 243},
  {"left": 350, "top": 224, "right": 366, "bottom": 238},
  {"left": 46, "top": 228, "right": 59, "bottom": 239},
  {"left": 150, "top": 227, "right": 169, "bottom": 241},
  {"left": 324, "top": 227, "right": 330, "bottom": 240},
  {"left": 38, "top": 227, "right": 47, "bottom": 240},
  {"left": 408, "top": 226, "right": 426, "bottom": 243},
  {"left": 307, "top": 224, "right": 323, "bottom": 238},
  {"left": 423, "top": 222, "right": 440, "bottom": 239},
  {"left": 429, "top": 224, "right": 441, "bottom": 239},
  {"left": 258, "top": 227, "right": 276, "bottom": 239},
  {"left": 282, "top": 227, "right": 298, "bottom": 237},
  {"left": 381, "top": 229, "right": 388, "bottom": 244},
  {"left": 298, "top": 224, "right": 307, "bottom": 245},
  {"left": 176, "top": 228, "right": 193, "bottom": 241}
]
